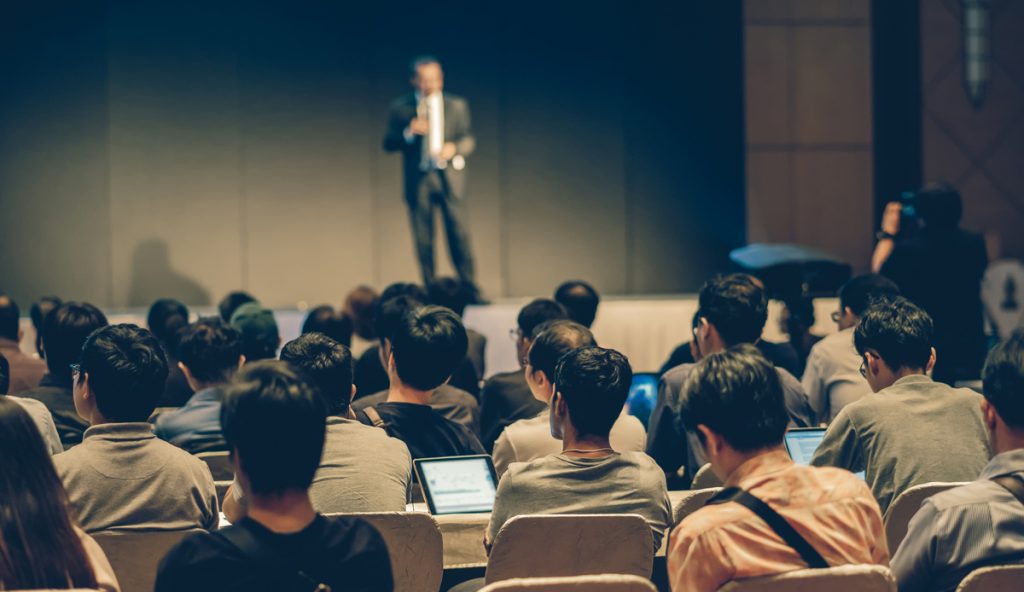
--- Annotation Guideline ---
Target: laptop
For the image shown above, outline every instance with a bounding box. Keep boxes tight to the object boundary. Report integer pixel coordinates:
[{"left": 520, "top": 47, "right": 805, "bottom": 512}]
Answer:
[
  {"left": 413, "top": 455, "right": 499, "bottom": 515},
  {"left": 784, "top": 428, "right": 865, "bottom": 480},
  {"left": 626, "top": 372, "right": 659, "bottom": 428}
]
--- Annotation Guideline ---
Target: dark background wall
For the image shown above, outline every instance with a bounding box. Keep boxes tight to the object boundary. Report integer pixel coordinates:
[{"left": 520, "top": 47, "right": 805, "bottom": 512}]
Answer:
[{"left": 0, "top": 0, "right": 746, "bottom": 308}]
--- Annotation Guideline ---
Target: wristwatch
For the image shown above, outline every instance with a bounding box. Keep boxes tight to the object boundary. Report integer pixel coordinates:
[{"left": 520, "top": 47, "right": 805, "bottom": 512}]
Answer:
[{"left": 876, "top": 230, "right": 896, "bottom": 241}]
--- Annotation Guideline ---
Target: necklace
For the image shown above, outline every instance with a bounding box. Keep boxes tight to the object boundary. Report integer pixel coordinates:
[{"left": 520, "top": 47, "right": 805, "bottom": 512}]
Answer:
[{"left": 562, "top": 447, "right": 615, "bottom": 455}]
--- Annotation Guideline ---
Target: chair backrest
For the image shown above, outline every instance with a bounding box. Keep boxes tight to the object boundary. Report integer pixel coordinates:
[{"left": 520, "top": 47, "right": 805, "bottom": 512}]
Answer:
[
  {"left": 485, "top": 514, "right": 654, "bottom": 585},
  {"left": 479, "top": 574, "right": 657, "bottom": 591},
  {"left": 884, "top": 482, "right": 966, "bottom": 551},
  {"left": 691, "top": 464, "right": 723, "bottom": 489},
  {"left": 328, "top": 512, "right": 443, "bottom": 592},
  {"left": 672, "top": 487, "right": 722, "bottom": 526},
  {"left": 93, "top": 529, "right": 202, "bottom": 592},
  {"left": 717, "top": 565, "right": 896, "bottom": 592},
  {"left": 956, "top": 565, "right": 1024, "bottom": 591},
  {"left": 195, "top": 450, "right": 234, "bottom": 481},
  {"left": 214, "top": 480, "right": 232, "bottom": 505}
]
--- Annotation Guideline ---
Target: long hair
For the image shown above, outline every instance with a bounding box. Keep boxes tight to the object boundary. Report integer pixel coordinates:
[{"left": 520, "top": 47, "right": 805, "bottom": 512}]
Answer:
[{"left": 0, "top": 398, "right": 98, "bottom": 589}]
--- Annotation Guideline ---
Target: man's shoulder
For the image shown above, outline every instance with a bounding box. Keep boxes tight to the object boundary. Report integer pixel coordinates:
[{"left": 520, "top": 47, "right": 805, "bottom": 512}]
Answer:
[
  {"left": 435, "top": 384, "right": 479, "bottom": 407},
  {"left": 923, "top": 479, "right": 1009, "bottom": 513},
  {"left": 661, "top": 363, "right": 695, "bottom": 388},
  {"left": 7, "top": 394, "right": 52, "bottom": 418},
  {"left": 389, "top": 93, "right": 416, "bottom": 110},
  {"left": 486, "top": 370, "right": 523, "bottom": 387},
  {"left": 328, "top": 418, "right": 411, "bottom": 455}
]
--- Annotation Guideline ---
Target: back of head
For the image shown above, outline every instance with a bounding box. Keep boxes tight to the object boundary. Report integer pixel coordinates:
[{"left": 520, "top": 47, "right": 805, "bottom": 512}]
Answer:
[
  {"left": 0, "top": 351, "right": 8, "bottom": 394},
  {"left": 146, "top": 298, "right": 189, "bottom": 351},
  {"left": 699, "top": 274, "right": 768, "bottom": 346},
  {"left": 983, "top": 332, "right": 1024, "bottom": 430},
  {"left": 554, "top": 280, "right": 600, "bottom": 328},
  {"left": 380, "top": 282, "right": 428, "bottom": 305},
  {"left": 0, "top": 293, "right": 20, "bottom": 342},
  {"left": 280, "top": 332, "right": 354, "bottom": 416},
  {"left": 218, "top": 291, "right": 258, "bottom": 323},
  {"left": 80, "top": 324, "right": 169, "bottom": 422},
  {"left": 230, "top": 302, "right": 280, "bottom": 361},
  {"left": 391, "top": 305, "right": 468, "bottom": 391},
  {"left": 342, "top": 285, "right": 379, "bottom": 341},
  {"left": 428, "top": 277, "right": 474, "bottom": 317},
  {"left": 222, "top": 360, "right": 326, "bottom": 496},
  {"left": 42, "top": 302, "right": 109, "bottom": 379},
  {"left": 838, "top": 274, "right": 902, "bottom": 317},
  {"left": 528, "top": 320, "right": 596, "bottom": 381},
  {"left": 553, "top": 346, "right": 632, "bottom": 438},
  {"left": 30, "top": 296, "right": 62, "bottom": 332},
  {"left": 680, "top": 344, "right": 788, "bottom": 451},
  {"left": 374, "top": 294, "right": 426, "bottom": 344},
  {"left": 301, "top": 305, "right": 352, "bottom": 346},
  {"left": 915, "top": 182, "right": 963, "bottom": 231},
  {"left": 854, "top": 297, "right": 934, "bottom": 371},
  {"left": 517, "top": 298, "right": 569, "bottom": 338},
  {"left": 177, "top": 318, "right": 242, "bottom": 385}
]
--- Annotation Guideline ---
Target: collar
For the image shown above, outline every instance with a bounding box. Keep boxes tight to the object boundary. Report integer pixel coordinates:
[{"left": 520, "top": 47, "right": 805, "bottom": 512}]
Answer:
[
  {"left": 39, "top": 372, "right": 72, "bottom": 389},
  {"left": 980, "top": 448, "right": 1024, "bottom": 479},
  {"left": 189, "top": 386, "right": 224, "bottom": 402},
  {"left": 891, "top": 374, "right": 933, "bottom": 387},
  {"left": 83, "top": 422, "right": 157, "bottom": 442},
  {"left": 723, "top": 449, "right": 794, "bottom": 488}
]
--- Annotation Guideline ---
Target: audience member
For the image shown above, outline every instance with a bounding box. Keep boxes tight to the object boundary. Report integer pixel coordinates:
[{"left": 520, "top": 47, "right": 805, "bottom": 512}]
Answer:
[
  {"left": 802, "top": 274, "right": 901, "bottom": 421},
  {"left": 20, "top": 301, "right": 108, "bottom": 447},
  {"left": 0, "top": 398, "right": 119, "bottom": 592},
  {"left": 891, "top": 332, "right": 1024, "bottom": 592},
  {"left": 0, "top": 293, "right": 46, "bottom": 393},
  {"left": 0, "top": 351, "right": 62, "bottom": 455},
  {"left": 811, "top": 297, "right": 990, "bottom": 513},
  {"left": 230, "top": 302, "right": 280, "bottom": 362},
  {"left": 156, "top": 361, "right": 393, "bottom": 592},
  {"left": 342, "top": 284, "right": 379, "bottom": 358},
  {"left": 479, "top": 298, "right": 568, "bottom": 449},
  {"left": 648, "top": 274, "right": 815, "bottom": 487},
  {"left": 218, "top": 290, "right": 257, "bottom": 323},
  {"left": 658, "top": 309, "right": 703, "bottom": 373},
  {"left": 30, "top": 295, "right": 62, "bottom": 356},
  {"left": 223, "top": 332, "right": 411, "bottom": 522},
  {"left": 154, "top": 318, "right": 243, "bottom": 453},
  {"left": 53, "top": 324, "right": 219, "bottom": 533},
  {"left": 301, "top": 304, "right": 352, "bottom": 346},
  {"left": 780, "top": 296, "right": 821, "bottom": 376},
  {"left": 491, "top": 320, "right": 646, "bottom": 477},
  {"left": 554, "top": 280, "right": 600, "bottom": 328},
  {"left": 354, "top": 283, "right": 427, "bottom": 397},
  {"left": 148, "top": 298, "right": 194, "bottom": 407},
  {"left": 355, "top": 306, "right": 484, "bottom": 459},
  {"left": 668, "top": 345, "right": 888, "bottom": 592},
  {"left": 429, "top": 276, "right": 487, "bottom": 381}
]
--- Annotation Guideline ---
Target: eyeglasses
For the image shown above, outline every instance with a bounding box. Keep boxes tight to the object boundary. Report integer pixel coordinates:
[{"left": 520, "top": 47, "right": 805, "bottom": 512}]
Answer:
[
  {"left": 69, "top": 363, "right": 81, "bottom": 382},
  {"left": 509, "top": 327, "right": 523, "bottom": 342},
  {"left": 831, "top": 311, "right": 842, "bottom": 323},
  {"left": 859, "top": 359, "right": 867, "bottom": 378}
]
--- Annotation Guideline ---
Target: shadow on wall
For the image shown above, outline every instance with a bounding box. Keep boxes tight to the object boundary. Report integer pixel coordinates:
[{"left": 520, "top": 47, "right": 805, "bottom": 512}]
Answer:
[{"left": 128, "top": 239, "right": 211, "bottom": 307}]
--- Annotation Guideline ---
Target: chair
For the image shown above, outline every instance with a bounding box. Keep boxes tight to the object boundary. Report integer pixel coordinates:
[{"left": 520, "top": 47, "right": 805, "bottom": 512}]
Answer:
[
  {"left": 484, "top": 514, "right": 654, "bottom": 585},
  {"left": 884, "top": 482, "right": 966, "bottom": 551},
  {"left": 93, "top": 529, "right": 202, "bottom": 592},
  {"left": 672, "top": 487, "right": 722, "bottom": 526},
  {"left": 717, "top": 564, "right": 896, "bottom": 592},
  {"left": 195, "top": 450, "right": 234, "bottom": 480},
  {"left": 691, "top": 463, "right": 723, "bottom": 489},
  {"left": 956, "top": 565, "right": 1024, "bottom": 591},
  {"left": 328, "top": 512, "right": 443, "bottom": 592},
  {"left": 478, "top": 574, "right": 657, "bottom": 591}
]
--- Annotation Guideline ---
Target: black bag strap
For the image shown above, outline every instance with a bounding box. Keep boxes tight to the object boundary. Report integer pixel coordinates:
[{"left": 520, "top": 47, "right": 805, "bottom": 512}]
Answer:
[
  {"left": 707, "top": 487, "right": 829, "bottom": 569},
  {"left": 993, "top": 474, "right": 1024, "bottom": 506},
  {"left": 218, "top": 524, "right": 332, "bottom": 592},
  {"left": 363, "top": 406, "right": 387, "bottom": 430}
]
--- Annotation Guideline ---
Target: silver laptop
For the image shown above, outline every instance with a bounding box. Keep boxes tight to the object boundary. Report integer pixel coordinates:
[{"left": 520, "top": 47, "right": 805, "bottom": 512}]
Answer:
[
  {"left": 784, "top": 428, "right": 865, "bottom": 480},
  {"left": 413, "top": 455, "right": 498, "bottom": 515}
]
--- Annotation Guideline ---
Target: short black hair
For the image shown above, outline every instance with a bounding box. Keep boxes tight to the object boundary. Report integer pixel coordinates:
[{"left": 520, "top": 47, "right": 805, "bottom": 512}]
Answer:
[
  {"left": 428, "top": 277, "right": 476, "bottom": 317},
  {"left": 838, "top": 274, "right": 901, "bottom": 318},
  {"left": 553, "top": 346, "right": 632, "bottom": 438},
  {"left": 301, "top": 305, "right": 352, "bottom": 347},
  {"left": 679, "top": 344, "right": 788, "bottom": 452},
  {"left": 698, "top": 274, "right": 767, "bottom": 346},
  {"left": 79, "top": 324, "right": 168, "bottom": 422},
  {"left": 41, "top": 302, "right": 109, "bottom": 379},
  {"left": 854, "top": 297, "right": 933, "bottom": 371},
  {"left": 222, "top": 360, "right": 326, "bottom": 496},
  {"left": 517, "top": 299, "right": 569, "bottom": 338},
  {"left": 375, "top": 294, "right": 426, "bottom": 344},
  {"left": 280, "top": 333, "right": 354, "bottom": 416},
  {"left": 30, "top": 296, "right": 62, "bottom": 355},
  {"left": 218, "top": 291, "right": 257, "bottom": 323},
  {"left": 0, "top": 294, "right": 19, "bottom": 341},
  {"left": 982, "top": 332, "right": 1024, "bottom": 430},
  {"left": 391, "top": 305, "right": 468, "bottom": 391},
  {"left": 528, "top": 321, "right": 596, "bottom": 381},
  {"left": 915, "top": 182, "right": 962, "bottom": 229},
  {"left": 410, "top": 55, "right": 441, "bottom": 75},
  {"left": 176, "top": 318, "right": 242, "bottom": 384},
  {"left": 0, "top": 352, "right": 9, "bottom": 395},
  {"left": 147, "top": 298, "right": 189, "bottom": 350},
  {"left": 554, "top": 281, "right": 600, "bottom": 328}
]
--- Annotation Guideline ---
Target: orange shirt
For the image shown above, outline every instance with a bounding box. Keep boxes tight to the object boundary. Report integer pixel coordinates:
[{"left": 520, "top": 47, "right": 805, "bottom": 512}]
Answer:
[{"left": 667, "top": 449, "right": 888, "bottom": 592}]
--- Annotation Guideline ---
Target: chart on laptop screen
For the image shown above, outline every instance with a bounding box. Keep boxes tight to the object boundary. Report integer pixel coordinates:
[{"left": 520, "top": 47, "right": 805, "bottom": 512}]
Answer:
[
  {"left": 785, "top": 429, "right": 865, "bottom": 480},
  {"left": 419, "top": 457, "right": 497, "bottom": 514}
]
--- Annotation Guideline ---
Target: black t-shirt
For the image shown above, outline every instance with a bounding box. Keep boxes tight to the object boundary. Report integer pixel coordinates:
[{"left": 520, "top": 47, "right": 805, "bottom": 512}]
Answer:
[
  {"left": 155, "top": 514, "right": 392, "bottom": 592},
  {"left": 356, "top": 401, "right": 485, "bottom": 460},
  {"left": 479, "top": 370, "right": 546, "bottom": 452}
]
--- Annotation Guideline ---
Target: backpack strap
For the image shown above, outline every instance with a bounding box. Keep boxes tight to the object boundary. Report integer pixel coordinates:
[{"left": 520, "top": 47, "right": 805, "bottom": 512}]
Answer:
[
  {"left": 218, "top": 524, "right": 332, "bottom": 592},
  {"left": 993, "top": 474, "right": 1024, "bottom": 506},
  {"left": 363, "top": 406, "right": 387, "bottom": 430}
]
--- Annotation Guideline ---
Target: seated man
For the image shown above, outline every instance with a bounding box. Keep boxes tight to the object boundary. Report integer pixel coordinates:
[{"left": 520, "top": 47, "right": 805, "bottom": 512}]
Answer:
[
  {"left": 668, "top": 345, "right": 888, "bottom": 592},
  {"left": 0, "top": 351, "right": 62, "bottom": 454},
  {"left": 229, "top": 302, "right": 280, "bottom": 362},
  {"left": 223, "top": 332, "right": 412, "bottom": 522},
  {"left": 428, "top": 276, "right": 487, "bottom": 382},
  {"left": 492, "top": 320, "right": 646, "bottom": 477},
  {"left": 54, "top": 324, "right": 219, "bottom": 533},
  {"left": 355, "top": 305, "right": 485, "bottom": 459},
  {"left": 811, "top": 297, "right": 990, "bottom": 513},
  {"left": 156, "top": 361, "right": 393, "bottom": 592},
  {"left": 802, "top": 274, "right": 901, "bottom": 422},
  {"left": 155, "top": 318, "right": 243, "bottom": 453},
  {"left": 0, "top": 293, "right": 46, "bottom": 393},
  {"left": 891, "top": 333, "right": 1024, "bottom": 592},
  {"left": 487, "top": 346, "right": 672, "bottom": 552},
  {"left": 554, "top": 280, "right": 600, "bottom": 328},
  {"left": 648, "top": 274, "right": 815, "bottom": 488}
]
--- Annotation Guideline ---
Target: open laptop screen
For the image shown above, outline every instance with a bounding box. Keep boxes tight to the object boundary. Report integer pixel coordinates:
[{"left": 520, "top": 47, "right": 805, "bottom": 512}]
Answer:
[
  {"left": 414, "top": 455, "right": 498, "bottom": 515},
  {"left": 785, "top": 428, "right": 865, "bottom": 480}
]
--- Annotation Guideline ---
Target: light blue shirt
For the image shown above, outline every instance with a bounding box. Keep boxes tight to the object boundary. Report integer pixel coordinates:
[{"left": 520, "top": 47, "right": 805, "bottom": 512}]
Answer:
[{"left": 154, "top": 387, "right": 226, "bottom": 454}]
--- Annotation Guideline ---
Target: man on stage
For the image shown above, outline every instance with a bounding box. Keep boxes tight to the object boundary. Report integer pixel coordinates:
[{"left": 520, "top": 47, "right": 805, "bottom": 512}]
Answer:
[{"left": 383, "top": 56, "right": 477, "bottom": 288}]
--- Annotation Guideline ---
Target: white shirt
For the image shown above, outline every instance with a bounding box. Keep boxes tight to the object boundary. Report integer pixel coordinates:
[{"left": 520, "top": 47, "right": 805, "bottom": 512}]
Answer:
[
  {"left": 405, "top": 92, "right": 445, "bottom": 170},
  {"left": 801, "top": 327, "right": 871, "bottom": 423}
]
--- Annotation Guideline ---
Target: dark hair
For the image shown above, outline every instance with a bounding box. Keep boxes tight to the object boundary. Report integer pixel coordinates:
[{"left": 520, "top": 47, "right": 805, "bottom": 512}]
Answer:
[
  {"left": 428, "top": 277, "right": 476, "bottom": 317},
  {"left": 554, "top": 281, "right": 600, "bottom": 328},
  {"left": 553, "top": 346, "right": 632, "bottom": 438},
  {"left": 177, "top": 318, "right": 242, "bottom": 384},
  {"left": 838, "top": 274, "right": 901, "bottom": 318},
  {"left": 698, "top": 274, "right": 767, "bottom": 346},
  {"left": 380, "top": 282, "right": 428, "bottom": 305},
  {"left": 0, "top": 398, "right": 99, "bottom": 589},
  {"left": 517, "top": 299, "right": 569, "bottom": 338},
  {"left": 79, "top": 324, "right": 168, "bottom": 422},
  {"left": 679, "top": 344, "right": 788, "bottom": 452},
  {"left": 280, "top": 333, "right": 354, "bottom": 416},
  {"left": 342, "top": 286, "right": 379, "bottom": 341},
  {"left": 218, "top": 291, "right": 257, "bottom": 323},
  {"left": 30, "top": 296, "right": 62, "bottom": 356},
  {"left": 301, "top": 305, "right": 352, "bottom": 347},
  {"left": 147, "top": 298, "right": 189, "bottom": 350},
  {"left": 41, "top": 302, "right": 109, "bottom": 381},
  {"left": 854, "top": 297, "right": 934, "bottom": 371},
  {"left": 982, "top": 332, "right": 1024, "bottom": 429},
  {"left": 528, "top": 321, "right": 596, "bottom": 381},
  {"left": 391, "top": 306, "right": 468, "bottom": 391},
  {"left": 375, "top": 294, "right": 426, "bottom": 344},
  {"left": 222, "top": 361, "right": 326, "bottom": 496},
  {"left": 915, "top": 182, "right": 963, "bottom": 230},
  {"left": 0, "top": 352, "right": 9, "bottom": 395},
  {"left": 0, "top": 294, "right": 19, "bottom": 341},
  {"left": 410, "top": 54, "right": 441, "bottom": 75}
]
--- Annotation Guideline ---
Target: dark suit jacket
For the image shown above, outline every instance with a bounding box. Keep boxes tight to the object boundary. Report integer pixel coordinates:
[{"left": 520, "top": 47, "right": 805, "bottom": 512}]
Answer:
[{"left": 479, "top": 370, "right": 547, "bottom": 452}]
